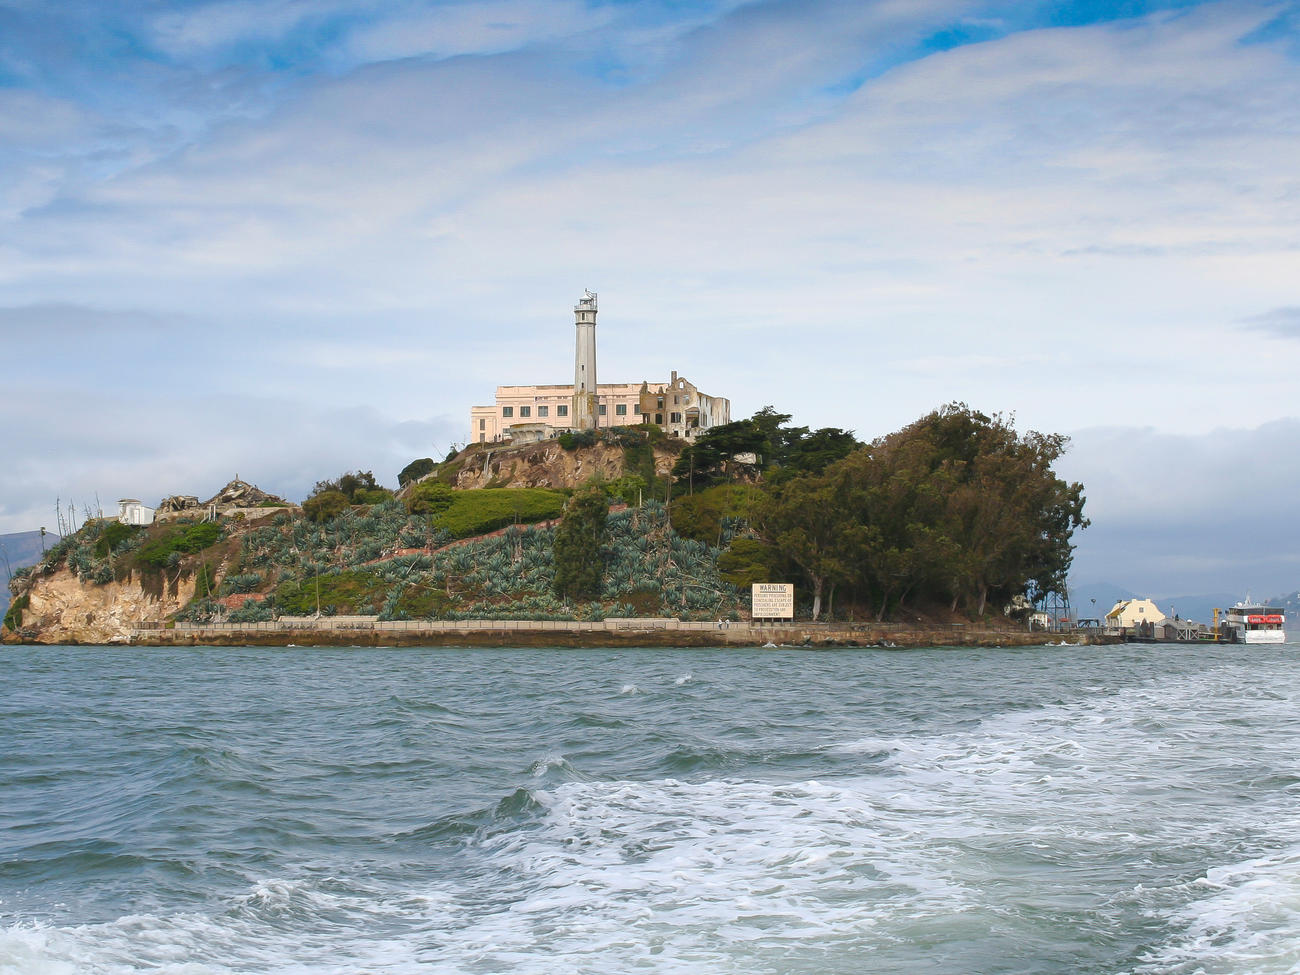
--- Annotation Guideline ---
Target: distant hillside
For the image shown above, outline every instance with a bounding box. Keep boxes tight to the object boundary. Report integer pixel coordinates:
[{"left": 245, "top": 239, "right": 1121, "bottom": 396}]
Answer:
[
  {"left": 1266, "top": 590, "right": 1300, "bottom": 624},
  {"left": 2, "top": 530, "right": 59, "bottom": 616},
  {"left": 1069, "top": 582, "right": 1242, "bottom": 624}
]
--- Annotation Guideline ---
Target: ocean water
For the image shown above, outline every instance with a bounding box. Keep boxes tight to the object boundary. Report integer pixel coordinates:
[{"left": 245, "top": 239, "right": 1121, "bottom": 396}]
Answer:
[{"left": 2, "top": 642, "right": 1298, "bottom": 975}]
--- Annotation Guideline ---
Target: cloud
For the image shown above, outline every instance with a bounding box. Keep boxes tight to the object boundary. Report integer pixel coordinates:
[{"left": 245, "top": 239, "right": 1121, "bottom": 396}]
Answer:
[
  {"left": 1241, "top": 306, "right": 1300, "bottom": 339},
  {"left": 2, "top": 0, "right": 1300, "bottom": 601},
  {"left": 342, "top": 0, "right": 608, "bottom": 63},
  {"left": 0, "top": 390, "right": 458, "bottom": 532},
  {"left": 1059, "top": 419, "right": 1300, "bottom": 595},
  {"left": 147, "top": 0, "right": 350, "bottom": 59}
]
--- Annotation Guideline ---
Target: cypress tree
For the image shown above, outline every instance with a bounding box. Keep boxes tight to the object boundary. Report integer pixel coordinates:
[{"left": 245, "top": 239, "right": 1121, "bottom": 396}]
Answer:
[{"left": 553, "top": 487, "right": 609, "bottom": 601}]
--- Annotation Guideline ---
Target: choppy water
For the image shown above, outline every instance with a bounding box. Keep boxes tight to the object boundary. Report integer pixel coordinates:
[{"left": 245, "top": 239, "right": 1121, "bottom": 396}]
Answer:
[{"left": 2, "top": 642, "right": 1299, "bottom": 974}]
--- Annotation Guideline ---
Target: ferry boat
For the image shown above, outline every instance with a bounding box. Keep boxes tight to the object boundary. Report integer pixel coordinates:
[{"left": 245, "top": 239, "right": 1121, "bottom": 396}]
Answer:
[{"left": 1222, "top": 599, "right": 1287, "bottom": 644}]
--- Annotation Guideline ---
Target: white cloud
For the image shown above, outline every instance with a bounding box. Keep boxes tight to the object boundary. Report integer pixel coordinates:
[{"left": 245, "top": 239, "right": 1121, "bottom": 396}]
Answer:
[
  {"left": 3, "top": 0, "right": 1300, "bottom": 597},
  {"left": 1060, "top": 420, "right": 1300, "bottom": 594},
  {"left": 149, "top": 0, "right": 333, "bottom": 57},
  {"left": 1242, "top": 306, "right": 1300, "bottom": 339},
  {"left": 343, "top": 0, "right": 607, "bottom": 63}
]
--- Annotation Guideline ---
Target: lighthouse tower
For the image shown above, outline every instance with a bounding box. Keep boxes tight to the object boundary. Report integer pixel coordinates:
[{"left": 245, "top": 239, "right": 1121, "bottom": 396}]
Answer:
[{"left": 572, "top": 289, "right": 598, "bottom": 431}]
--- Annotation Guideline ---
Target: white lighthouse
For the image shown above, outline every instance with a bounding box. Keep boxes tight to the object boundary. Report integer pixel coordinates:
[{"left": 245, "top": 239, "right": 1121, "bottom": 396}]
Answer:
[{"left": 572, "top": 289, "right": 598, "bottom": 431}]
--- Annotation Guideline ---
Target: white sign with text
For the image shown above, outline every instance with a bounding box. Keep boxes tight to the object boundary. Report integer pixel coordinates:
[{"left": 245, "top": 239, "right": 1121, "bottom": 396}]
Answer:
[{"left": 752, "top": 583, "right": 794, "bottom": 619}]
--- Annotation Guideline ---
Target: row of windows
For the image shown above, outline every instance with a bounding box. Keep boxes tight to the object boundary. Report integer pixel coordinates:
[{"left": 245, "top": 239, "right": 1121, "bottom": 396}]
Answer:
[
  {"left": 499, "top": 403, "right": 629, "bottom": 419},
  {"left": 482, "top": 409, "right": 701, "bottom": 433}
]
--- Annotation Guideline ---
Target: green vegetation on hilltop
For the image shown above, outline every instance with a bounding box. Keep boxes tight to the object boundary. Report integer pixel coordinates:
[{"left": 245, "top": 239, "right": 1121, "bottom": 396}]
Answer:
[
  {"left": 180, "top": 498, "right": 738, "bottom": 622},
  {"left": 136, "top": 522, "right": 222, "bottom": 568},
  {"left": 406, "top": 483, "right": 567, "bottom": 538}
]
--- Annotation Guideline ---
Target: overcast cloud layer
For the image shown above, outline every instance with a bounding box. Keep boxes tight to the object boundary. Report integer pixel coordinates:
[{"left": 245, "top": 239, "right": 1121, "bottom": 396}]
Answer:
[{"left": 2, "top": 0, "right": 1298, "bottom": 597}]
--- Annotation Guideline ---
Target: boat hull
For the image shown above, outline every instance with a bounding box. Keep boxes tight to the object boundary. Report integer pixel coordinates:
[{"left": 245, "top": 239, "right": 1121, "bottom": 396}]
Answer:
[{"left": 1242, "top": 629, "right": 1287, "bottom": 644}]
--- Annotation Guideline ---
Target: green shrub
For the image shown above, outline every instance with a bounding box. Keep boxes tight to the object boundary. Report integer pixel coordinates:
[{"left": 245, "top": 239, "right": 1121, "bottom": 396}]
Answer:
[
  {"left": 717, "top": 537, "right": 776, "bottom": 588},
  {"left": 229, "top": 599, "right": 274, "bottom": 623},
  {"left": 353, "top": 488, "right": 395, "bottom": 505},
  {"left": 302, "top": 490, "right": 349, "bottom": 523},
  {"left": 4, "top": 594, "right": 29, "bottom": 631},
  {"left": 553, "top": 487, "right": 609, "bottom": 600},
  {"left": 558, "top": 429, "right": 597, "bottom": 450},
  {"left": 93, "top": 522, "right": 141, "bottom": 558},
  {"left": 670, "top": 485, "right": 761, "bottom": 544},
  {"left": 136, "top": 522, "right": 223, "bottom": 569},
  {"left": 406, "top": 482, "right": 456, "bottom": 516},
  {"left": 223, "top": 572, "right": 263, "bottom": 594},
  {"left": 191, "top": 561, "right": 217, "bottom": 598},
  {"left": 275, "top": 570, "right": 389, "bottom": 616},
  {"left": 433, "top": 488, "right": 567, "bottom": 539},
  {"left": 398, "top": 457, "right": 436, "bottom": 486}
]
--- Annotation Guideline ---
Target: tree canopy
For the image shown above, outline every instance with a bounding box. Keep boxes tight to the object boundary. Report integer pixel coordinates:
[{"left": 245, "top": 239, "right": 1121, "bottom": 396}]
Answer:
[
  {"left": 751, "top": 404, "right": 1087, "bottom": 620},
  {"left": 553, "top": 486, "right": 610, "bottom": 601}
]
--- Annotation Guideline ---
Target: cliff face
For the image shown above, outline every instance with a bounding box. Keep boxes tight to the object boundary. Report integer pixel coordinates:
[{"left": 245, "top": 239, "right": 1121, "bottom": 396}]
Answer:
[
  {"left": 450, "top": 441, "right": 678, "bottom": 491},
  {"left": 13, "top": 569, "right": 197, "bottom": 644}
]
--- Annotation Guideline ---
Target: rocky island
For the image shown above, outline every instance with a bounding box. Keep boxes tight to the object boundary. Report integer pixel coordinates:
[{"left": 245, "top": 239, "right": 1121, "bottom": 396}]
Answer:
[{"left": 5, "top": 405, "right": 1093, "bottom": 648}]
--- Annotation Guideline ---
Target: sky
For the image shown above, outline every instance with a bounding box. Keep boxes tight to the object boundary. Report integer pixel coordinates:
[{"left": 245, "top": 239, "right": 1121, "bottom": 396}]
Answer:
[{"left": 2, "top": 0, "right": 1298, "bottom": 600}]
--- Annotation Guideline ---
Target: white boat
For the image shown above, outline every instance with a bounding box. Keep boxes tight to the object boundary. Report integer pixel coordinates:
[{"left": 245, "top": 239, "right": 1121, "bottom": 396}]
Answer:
[{"left": 1223, "top": 599, "right": 1287, "bottom": 644}]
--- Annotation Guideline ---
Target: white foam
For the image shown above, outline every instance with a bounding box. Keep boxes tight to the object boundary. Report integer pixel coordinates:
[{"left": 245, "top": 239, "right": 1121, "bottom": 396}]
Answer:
[
  {"left": 1132, "top": 841, "right": 1300, "bottom": 974},
  {"left": 417, "top": 774, "right": 982, "bottom": 971},
  {"left": 0, "top": 877, "right": 453, "bottom": 975},
  {"left": 529, "top": 754, "right": 572, "bottom": 777}
]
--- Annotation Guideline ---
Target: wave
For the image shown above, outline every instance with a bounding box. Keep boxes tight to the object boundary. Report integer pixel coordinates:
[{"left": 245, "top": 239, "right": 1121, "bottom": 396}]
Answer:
[{"left": 1130, "top": 839, "right": 1300, "bottom": 974}]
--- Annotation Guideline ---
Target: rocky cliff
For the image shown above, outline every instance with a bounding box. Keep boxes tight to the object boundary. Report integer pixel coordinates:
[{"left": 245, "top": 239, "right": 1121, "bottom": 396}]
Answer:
[
  {"left": 448, "top": 440, "right": 679, "bottom": 491},
  {"left": 9, "top": 568, "right": 197, "bottom": 644}
]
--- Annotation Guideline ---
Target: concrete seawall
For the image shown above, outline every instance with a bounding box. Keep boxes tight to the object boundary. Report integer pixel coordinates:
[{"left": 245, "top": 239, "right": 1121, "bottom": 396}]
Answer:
[{"left": 121, "top": 617, "right": 1118, "bottom": 648}]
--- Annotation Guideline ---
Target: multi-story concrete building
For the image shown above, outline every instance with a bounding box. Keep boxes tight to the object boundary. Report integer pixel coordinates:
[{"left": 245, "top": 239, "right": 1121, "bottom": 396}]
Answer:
[
  {"left": 637, "top": 372, "right": 730, "bottom": 441},
  {"left": 470, "top": 381, "right": 654, "bottom": 443},
  {"left": 469, "top": 292, "right": 730, "bottom": 444}
]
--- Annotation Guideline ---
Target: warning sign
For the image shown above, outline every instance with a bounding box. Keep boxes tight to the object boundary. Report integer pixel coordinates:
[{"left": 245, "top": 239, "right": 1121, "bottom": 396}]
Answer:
[{"left": 752, "top": 583, "right": 794, "bottom": 619}]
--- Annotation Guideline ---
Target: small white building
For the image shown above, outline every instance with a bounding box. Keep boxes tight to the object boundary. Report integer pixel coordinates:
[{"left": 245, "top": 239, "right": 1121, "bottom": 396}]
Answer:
[
  {"left": 1105, "top": 598, "right": 1166, "bottom": 630},
  {"left": 118, "top": 498, "right": 156, "bottom": 526}
]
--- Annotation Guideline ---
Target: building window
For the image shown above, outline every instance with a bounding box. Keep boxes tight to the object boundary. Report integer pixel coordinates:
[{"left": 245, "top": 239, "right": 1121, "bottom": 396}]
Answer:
[
  {"left": 599, "top": 404, "right": 607, "bottom": 415},
  {"left": 657, "top": 397, "right": 664, "bottom": 408},
  {"left": 557, "top": 404, "right": 568, "bottom": 417},
  {"left": 502, "top": 407, "right": 513, "bottom": 418},
  {"left": 674, "top": 395, "right": 680, "bottom": 404},
  {"left": 538, "top": 405, "right": 548, "bottom": 417},
  {"left": 520, "top": 406, "right": 531, "bottom": 417},
  {"left": 615, "top": 404, "right": 627, "bottom": 416},
  {"left": 479, "top": 419, "right": 485, "bottom": 430},
  {"left": 670, "top": 412, "right": 682, "bottom": 424},
  {"left": 479, "top": 434, "right": 485, "bottom": 442},
  {"left": 654, "top": 413, "right": 663, "bottom": 424}
]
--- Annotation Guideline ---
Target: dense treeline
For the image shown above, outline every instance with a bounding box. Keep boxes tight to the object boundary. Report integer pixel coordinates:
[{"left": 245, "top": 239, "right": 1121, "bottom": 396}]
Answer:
[{"left": 681, "top": 403, "right": 1087, "bottom": 621}]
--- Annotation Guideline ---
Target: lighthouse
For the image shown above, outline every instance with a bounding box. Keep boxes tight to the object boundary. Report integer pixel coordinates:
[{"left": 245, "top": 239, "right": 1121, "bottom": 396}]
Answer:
[{"left": 572, "top": 289, "right": 598, "bottom": 431}]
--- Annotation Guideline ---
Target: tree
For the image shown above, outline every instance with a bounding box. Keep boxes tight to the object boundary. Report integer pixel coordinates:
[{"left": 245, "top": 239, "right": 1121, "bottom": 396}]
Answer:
[
  {"left": 398, "top": 458, "right": 436, "bottom": 487},
  {"left": 553, "top": 486, "right": 609, "bottom": 601},
  {"left": 756, "top": 472, "right": 848, "bottom": 621},
  {"left": 753, "top": 403, "right": 1088, "bottom": 621},
  {"left": 310, "top": 470, "right": 380, "bottom": 503},
  {"left": 670, "top": 419, "right": 766, "bottom": 491},
  {"left": 669, "top": 484, "right": 762, "bottom": 545}
]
